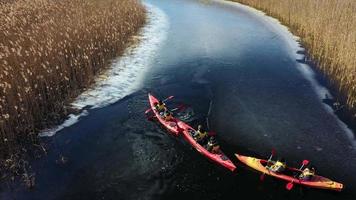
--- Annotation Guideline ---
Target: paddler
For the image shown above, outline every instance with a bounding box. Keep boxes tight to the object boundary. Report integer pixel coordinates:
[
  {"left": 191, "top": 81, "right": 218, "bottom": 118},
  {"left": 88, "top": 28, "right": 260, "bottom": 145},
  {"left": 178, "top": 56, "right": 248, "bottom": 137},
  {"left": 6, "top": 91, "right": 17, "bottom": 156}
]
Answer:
[
  {"left": 207, "top": 136, "right": 220, "bottom": 153},
  {"left": 155, "top": 100, "right": 166, "bottom": 114},
  {"left": 163, "top": 110, "right": 173, "bottom": 121},
  {"left": 193, "top": 125, "right": 209, "bottom": 145},
  {"left": 267, "top": 157, "right": 286, "bottom": 173},
  {"left": 299, "top": 166, "right": 316, "bottom": 181}
]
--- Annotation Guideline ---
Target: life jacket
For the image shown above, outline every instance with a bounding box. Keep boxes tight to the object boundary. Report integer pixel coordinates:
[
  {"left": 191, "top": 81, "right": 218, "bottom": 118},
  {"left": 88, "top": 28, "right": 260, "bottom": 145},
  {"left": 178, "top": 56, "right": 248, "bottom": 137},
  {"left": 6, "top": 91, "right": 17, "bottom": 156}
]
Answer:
[
  {"left": 301, "top": 168, "right": 315, "bottom": 177},
  {"left": 195, "top": 130, "right": 208, "bottom": 141},
  {"left": 274, "top": 161, "right": 286, "bottom": 168},
  {"left": 156, "top": 103, "right": 165, "bottom": 111},
  {"left": 271, "top": 161, "right": 286, "bottom": 172}
]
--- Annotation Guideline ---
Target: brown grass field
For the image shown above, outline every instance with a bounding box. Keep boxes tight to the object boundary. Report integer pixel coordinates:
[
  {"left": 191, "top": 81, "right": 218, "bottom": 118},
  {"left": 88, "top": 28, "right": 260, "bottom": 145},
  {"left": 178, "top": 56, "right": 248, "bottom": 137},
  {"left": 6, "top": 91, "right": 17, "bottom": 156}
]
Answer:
[
  {"left": 0, "top": 0, "right": 145, "bottom": 174},
  {"left": 232, "top": 0, "right": 356, "bottom": 116}
]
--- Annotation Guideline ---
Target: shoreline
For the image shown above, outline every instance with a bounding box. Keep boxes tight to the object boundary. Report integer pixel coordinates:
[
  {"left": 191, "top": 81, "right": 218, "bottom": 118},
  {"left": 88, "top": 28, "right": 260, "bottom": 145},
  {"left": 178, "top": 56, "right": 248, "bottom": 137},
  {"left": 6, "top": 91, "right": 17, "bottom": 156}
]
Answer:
[
  {"left": 39, "top": 3, "right": 169, "bottom": 137},
  {"left": 0, "top": 0, "right": 147, "bottom": 187},
  {"left": 222, "top": 0, "right": 356, "bottom": 144}
]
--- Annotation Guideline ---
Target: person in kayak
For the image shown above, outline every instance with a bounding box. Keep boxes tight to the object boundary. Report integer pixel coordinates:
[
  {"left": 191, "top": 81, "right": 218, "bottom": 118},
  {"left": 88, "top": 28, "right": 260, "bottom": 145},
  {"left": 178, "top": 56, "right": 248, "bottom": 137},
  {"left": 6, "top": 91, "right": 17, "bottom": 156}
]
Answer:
[
  {"left": 193, "top": 125, "right": 209, "bottom": 145},
  {"left": 299, "top": 166, "right": 316, "bottom": 181},
  {"left": 207, "top": 136, "right": 220, "bottom": 153},
  {"left": 163, "top": 110, "right": 173, "bottom": 121},
  {"left": 267, "top": 157, "right": 286, "bottom": 173},
  {"left": 155, "top": 100, "right": 166, "bottom": 114}
]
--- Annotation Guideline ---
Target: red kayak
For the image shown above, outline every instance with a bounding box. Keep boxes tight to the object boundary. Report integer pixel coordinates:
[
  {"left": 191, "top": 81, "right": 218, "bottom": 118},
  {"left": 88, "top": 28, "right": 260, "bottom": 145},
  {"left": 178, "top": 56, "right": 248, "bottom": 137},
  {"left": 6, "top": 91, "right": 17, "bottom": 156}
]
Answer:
[
  {"left": 178, "top": 121, "right": 236, "bottom": 172},
  {"left": 236, "top": 154, "right": 343, "bottom": 191},
  {"left": 148, "top": 93, "right": 180, "bottom": 136}
]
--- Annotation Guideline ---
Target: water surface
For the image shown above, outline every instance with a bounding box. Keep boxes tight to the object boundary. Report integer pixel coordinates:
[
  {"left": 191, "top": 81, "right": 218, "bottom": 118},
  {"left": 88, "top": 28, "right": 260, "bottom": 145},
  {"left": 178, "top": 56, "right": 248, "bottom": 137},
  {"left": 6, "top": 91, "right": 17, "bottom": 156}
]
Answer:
[{"left": 1, "top": 0, "right": 355, "bottom": 199}]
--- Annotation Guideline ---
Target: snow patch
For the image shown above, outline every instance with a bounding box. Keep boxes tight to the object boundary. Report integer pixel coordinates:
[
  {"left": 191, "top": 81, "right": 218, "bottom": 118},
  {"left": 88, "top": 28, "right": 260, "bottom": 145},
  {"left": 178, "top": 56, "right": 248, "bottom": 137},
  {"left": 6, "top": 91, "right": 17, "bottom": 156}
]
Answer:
[
  {"left": 39, "top": 3, "right": 169, "bottom": 137},
  {"left": 40, "top": 111, "right": 89, "bottom": 137}
]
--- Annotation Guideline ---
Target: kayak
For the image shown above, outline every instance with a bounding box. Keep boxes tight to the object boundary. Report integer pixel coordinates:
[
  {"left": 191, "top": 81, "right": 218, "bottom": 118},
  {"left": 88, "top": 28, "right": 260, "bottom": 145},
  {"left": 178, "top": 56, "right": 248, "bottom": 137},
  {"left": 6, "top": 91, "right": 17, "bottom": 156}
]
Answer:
[
  {"left": 235, "top": 154, "right": 343, "bottom": 191},
  {"left": 148, "top": 93, "right": 180, "bottom": 136},
  {"left": 178, "top": 121, "right": 237, "bottom": 172}
]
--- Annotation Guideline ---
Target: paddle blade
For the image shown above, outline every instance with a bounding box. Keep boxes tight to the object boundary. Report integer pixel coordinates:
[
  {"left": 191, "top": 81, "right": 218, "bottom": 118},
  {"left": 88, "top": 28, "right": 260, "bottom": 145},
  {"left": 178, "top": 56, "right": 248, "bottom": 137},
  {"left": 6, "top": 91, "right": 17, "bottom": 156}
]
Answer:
[
  {"left": 271, "top": 148, "right": 276, "bottom": 156},
  {"left": 286, "top": 182, "right": 294, "bottom": 190},
  {"left": 302, "top": 160, "right": 309, "bottom": 166},
  {"left": 260, "top": 173, "right": 265, "bottom": 181},
  {"left": 163, "top": 95, "right": 174, "bottom": 102},
  {"left": 208, "top": 131, "right": 216, "bottom": 136},
  {"left": 145, "top": 108, "right": 152, "bottom": 114},
  {"left": 171, "top": 104, "right": 187, "bottom": 112}
]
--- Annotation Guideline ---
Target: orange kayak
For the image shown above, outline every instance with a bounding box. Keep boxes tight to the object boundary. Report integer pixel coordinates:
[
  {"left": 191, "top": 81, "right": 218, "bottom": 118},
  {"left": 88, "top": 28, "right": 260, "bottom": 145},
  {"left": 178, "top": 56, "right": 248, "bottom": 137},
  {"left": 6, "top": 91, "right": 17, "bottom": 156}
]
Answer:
[
  {"left": 178, "top": 121, "right": 236, "bottom": 172},
  {"left": 148, "top": 93, "right": 181, "bottom": 136},
  {"left": 235, "top": 154, "right": 343, "bottom": 191}
]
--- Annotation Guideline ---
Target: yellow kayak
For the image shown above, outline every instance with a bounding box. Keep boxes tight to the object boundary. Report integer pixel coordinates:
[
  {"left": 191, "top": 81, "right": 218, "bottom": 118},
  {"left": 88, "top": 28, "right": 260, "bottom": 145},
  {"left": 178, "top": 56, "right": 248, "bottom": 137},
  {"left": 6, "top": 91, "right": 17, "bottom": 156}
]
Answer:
[{"left": 235, "top": 153, "right": 343, "bottom": 191}]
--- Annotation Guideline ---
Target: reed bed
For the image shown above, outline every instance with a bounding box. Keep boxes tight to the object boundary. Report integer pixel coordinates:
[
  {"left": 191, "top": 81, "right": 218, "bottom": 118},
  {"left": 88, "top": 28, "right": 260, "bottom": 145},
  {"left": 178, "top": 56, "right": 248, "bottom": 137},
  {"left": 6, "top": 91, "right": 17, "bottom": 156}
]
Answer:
[
  {"left": 0, "top": 0, "right": 145, "bottom": 169},
  {"left": 232, "top": 0, "right": 356, "bottom": 115}
]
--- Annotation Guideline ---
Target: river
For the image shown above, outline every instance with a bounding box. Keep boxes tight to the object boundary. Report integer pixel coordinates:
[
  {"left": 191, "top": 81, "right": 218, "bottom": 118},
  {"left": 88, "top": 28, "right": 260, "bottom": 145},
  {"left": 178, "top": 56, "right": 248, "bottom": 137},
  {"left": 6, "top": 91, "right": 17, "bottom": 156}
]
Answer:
[{"left": 1, "top": 0, "right": 355, "bottom": 199}]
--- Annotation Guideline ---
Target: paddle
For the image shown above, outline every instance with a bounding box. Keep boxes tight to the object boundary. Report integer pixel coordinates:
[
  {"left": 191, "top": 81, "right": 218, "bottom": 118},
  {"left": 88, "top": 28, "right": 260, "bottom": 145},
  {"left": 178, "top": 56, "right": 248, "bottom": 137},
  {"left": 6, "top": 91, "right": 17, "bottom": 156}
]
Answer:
[
  {"left": 163, "top": 95, "right": 175, "bottom": 103},
  {"left": 260, "top": 149, "right": 276, "bottom": 181},
  {"left": 286, "top": 159, "right": 310, "bottom": 190},
  {"left": 145, "top": 108, "right": 153, "bottom": 114},
  {"left": 146, "top": 115, "right": 157, "bottom": 121},
  {"left": 145, "top": 95, "right": 175, "bottom": 114},
  {"left": 206, "top": 101, "right": 213, "bottom": 129},
  {"left": 171, "top": 104, "right": 187, "bottom": 112},
  {"left": 208, "top": 131, "right": 216, "bottom": 136},
  {"left": 205, "top": 100, "right": 215, "bottom": 137}
]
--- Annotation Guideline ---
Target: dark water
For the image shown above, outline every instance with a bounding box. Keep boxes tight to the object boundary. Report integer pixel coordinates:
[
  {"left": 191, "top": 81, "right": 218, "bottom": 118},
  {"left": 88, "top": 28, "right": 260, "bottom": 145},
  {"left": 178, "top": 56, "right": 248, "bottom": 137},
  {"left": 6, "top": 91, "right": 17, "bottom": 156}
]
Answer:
[{"left": 1, "top": 0, "right": 356, "bottom": 199}]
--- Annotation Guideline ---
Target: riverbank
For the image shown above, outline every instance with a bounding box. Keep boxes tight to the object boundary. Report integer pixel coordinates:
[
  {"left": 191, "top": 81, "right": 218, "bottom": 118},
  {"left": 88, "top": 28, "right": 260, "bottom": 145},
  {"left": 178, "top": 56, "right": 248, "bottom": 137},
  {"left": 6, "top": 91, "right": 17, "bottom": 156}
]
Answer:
[
  {"left": 229, "top": 0, "right": 356, "bottom": 131},
  {"left": 0, "top": 0, "right": 146, "bottom": 185}
]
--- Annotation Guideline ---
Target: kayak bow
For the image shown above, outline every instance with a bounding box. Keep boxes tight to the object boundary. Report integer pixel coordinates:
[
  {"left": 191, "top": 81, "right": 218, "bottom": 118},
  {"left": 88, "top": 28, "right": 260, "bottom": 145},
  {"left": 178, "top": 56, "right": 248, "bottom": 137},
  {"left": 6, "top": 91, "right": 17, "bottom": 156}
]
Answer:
[
  {"left": 148, "top": 93, "right": 180, "bottom": 136},
  {"left": 235, "top": 153, "right": 343, "bottom": 191}
]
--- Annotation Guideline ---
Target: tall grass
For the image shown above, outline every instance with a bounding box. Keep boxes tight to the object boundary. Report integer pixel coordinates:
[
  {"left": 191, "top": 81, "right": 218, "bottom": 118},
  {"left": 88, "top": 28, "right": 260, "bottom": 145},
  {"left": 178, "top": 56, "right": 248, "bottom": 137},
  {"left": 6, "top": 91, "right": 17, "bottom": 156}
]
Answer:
[
  {"left": 232, "top": 0, "right": 356, "bottom": 115},
  {"left": 0, "top": 0, "right": 145, "bottom": 165}
]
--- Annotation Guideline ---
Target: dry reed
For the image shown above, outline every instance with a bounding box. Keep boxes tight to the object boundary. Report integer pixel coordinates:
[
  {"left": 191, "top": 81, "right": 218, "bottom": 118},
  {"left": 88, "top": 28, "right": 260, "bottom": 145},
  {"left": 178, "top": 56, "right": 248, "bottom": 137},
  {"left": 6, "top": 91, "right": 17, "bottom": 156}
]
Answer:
[
  {"left": 0, "top": 0, "right": 145, "bottom": 165},
  {"left": 232, "top": 0, "right": 356, "bottom": 115}
]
